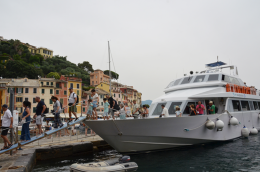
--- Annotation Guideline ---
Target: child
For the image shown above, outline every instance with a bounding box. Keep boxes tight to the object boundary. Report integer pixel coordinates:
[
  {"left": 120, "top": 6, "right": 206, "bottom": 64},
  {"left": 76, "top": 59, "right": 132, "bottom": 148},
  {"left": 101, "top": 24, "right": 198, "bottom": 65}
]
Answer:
[
  {"left": 175, "top": 106, "right": 182, "bottom": 117},
  {"left": 87, "top": 99, "right": 94, "bottom": 120},
  {"left": 103, "top": 98, "right": 110, "bottom": 120}
]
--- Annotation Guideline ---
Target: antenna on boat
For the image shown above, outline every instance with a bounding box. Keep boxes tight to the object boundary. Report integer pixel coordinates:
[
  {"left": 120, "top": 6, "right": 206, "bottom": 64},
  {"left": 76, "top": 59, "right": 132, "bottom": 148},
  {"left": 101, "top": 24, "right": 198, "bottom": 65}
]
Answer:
[{"left": 108, "top": 41, "right": 112, "bottom": 97}]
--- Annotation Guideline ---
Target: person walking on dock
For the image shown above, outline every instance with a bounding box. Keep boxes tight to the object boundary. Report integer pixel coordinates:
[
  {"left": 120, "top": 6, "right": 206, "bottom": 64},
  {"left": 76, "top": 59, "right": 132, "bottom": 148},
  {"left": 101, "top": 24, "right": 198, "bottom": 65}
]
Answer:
[
  {"left": 34, "top": 96, "right": 46, "bottom": 136},
  {"left": 51, "top": 96, "right": 63, "bottom": 128},
  {"left": 91, "top": 89, "right": 99, "bottom": 120},
  {"left": 132, "top": 100, "right": 140, "bottom": 119},
  {"left": 20, "top": 101, "right": 31, "bottom": 142},
  {"left": 1, "top": 104, "right": 13, "bottom": 150},
  {"left": 68, "top": 87, "right": 78, "bottom": 123}
]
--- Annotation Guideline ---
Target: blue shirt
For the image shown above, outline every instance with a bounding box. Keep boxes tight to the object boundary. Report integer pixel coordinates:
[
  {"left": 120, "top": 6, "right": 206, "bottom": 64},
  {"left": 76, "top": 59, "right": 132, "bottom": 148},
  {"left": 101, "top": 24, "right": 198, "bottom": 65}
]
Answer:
[
  {"left": 104, "top": 102, "right": 110, "bottom": 112},
  {"left": 88, "top": 103, "right": 93, "bottom": 111}
]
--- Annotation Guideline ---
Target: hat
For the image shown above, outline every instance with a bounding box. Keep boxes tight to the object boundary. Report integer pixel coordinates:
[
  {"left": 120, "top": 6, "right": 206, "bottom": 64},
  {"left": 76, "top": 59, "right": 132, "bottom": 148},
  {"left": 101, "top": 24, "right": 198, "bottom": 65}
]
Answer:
[
  {"left": 209, "top": 101, "right": 213, "bottom": 104},
  {"left": 175, "top": 106, "right": 179, "bottom": 109},
  {"left": 69, "top": 87, "right": 73, "bottom": 90},
  {"left": 161, "top": 104, "right": 165, "bottom": 107},
  {"left": 2, "top": 104, "right": 8, "bottom": 108}
]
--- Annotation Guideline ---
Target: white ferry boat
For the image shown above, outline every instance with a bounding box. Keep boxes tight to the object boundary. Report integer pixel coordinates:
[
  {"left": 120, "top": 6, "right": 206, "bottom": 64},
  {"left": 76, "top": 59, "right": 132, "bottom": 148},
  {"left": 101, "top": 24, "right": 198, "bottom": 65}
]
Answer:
[{"left": 83, "top": 62, "right": 260, "bottom": 153}]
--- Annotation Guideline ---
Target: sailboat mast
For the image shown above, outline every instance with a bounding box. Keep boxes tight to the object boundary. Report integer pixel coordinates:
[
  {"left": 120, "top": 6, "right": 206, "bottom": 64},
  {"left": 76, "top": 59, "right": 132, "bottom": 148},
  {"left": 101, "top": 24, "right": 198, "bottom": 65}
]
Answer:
[{"left": 108, "top": 41, "right": 112, "bottom": 97}]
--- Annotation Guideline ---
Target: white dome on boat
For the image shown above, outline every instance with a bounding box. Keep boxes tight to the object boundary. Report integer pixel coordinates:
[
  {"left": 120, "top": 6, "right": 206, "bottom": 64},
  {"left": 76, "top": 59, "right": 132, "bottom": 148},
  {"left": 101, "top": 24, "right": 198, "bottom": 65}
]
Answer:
[
  {"left": 206, "top": 120, "right": 215, "bottom": 130},
  {"left": 216, "top": 119, "right": 224, "bottom": 131},
  {"left": 241, "top": 126, "right": 250, "bottom": 137},
  {"left": 230, "top": 116, "right": 239, "bottom": 125},
  {"left": 250, "top": 127, "right": 258, "bottom": 135}
]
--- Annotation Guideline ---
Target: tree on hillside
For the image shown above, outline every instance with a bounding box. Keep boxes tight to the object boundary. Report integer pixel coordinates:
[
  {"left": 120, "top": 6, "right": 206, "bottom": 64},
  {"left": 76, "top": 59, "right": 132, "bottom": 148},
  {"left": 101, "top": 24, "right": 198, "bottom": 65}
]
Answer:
[
  {"left": 104, "top": 70, "right": 119, "bottom": 80},
  {"left": 3, "top": 60, "right": 44, "bottom": 79},
  {"left": 46, "top": 72, "right": 60, "bottom": 79},
  {"left": 78, "top": 61, "right": 94, "bottom": 72}
]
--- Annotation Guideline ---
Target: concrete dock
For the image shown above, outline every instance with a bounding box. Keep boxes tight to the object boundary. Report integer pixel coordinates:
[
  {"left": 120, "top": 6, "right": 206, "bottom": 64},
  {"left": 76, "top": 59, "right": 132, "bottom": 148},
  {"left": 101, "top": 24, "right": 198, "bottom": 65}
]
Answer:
[{"left": 0, "top": 134, "right": 111, "bottom": 172}]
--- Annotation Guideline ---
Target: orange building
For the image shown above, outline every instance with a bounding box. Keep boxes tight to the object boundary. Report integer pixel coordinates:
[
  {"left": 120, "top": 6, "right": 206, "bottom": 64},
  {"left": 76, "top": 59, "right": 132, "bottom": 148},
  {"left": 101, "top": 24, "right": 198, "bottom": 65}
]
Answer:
[{"left": 90, "top": 69, "right": 110, "bottom": 87}]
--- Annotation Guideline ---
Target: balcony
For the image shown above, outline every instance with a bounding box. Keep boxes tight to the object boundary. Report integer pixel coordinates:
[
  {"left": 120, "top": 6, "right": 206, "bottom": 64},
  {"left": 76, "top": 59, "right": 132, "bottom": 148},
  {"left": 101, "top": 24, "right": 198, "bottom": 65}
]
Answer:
[{"left": 17, "top": 93, "right": 23, "bottom": 97}]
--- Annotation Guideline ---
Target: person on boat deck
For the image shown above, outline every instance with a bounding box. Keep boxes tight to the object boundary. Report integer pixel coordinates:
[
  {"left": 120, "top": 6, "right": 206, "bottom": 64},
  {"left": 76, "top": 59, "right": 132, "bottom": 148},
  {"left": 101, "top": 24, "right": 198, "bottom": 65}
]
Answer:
[
  {"left": 196, "top": 101, "right": 205, "bottom": 115},
  {"left": 103, "top": 98, "right": 110, "bottom": 120},
  {"left": 106, "top": 94, "right": 119, "bottom": 120},
  {"left": 1, "top": 104, "right": 13, "bottom": 150},
  {"left": 208, "top": 101, "right": 216, "bottom": 115},
  {"left": 142, "top": 105, "right": 149, "bottom": 118},
  {"left": 132, "top": 100, "right": 140, "bottom": 119},
  {"left": 189, "top": 104, "right": 197, "bottom": 116},
  {"left": 175, "top": 106, "right": 182, "bottom": 117},
  {"left": 161, "top": 104, "right": 169, "bottom": 117}
]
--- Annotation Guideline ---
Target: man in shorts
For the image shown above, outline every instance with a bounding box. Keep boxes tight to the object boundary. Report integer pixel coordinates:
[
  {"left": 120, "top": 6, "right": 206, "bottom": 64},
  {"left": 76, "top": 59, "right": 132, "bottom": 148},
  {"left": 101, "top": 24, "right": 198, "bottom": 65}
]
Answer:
[
  {"left": 1, "top": 104, "right": 13, "bottom": 150},
  {"left": 68, "top": 87, "right": 78, "bottom": 122},
  {"left": 33, "top": 96, "right": 46, "bottom": 136},
  {"left": 132, "top": 100, "right": 140, "bottom": 119}
]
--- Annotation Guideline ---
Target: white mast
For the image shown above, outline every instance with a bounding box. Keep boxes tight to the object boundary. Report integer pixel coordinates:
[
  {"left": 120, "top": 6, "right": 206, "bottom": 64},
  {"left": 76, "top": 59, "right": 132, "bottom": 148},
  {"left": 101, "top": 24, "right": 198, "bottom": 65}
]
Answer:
[{"left": 108, "top": 41, "right": 112, "bottom": 97}]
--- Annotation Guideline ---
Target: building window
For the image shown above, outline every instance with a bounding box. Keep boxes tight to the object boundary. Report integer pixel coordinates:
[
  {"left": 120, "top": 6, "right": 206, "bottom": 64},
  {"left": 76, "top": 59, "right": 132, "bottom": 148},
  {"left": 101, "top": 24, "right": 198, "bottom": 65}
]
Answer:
[
  {"left": 33, "top": 88, "right": 37, "bottom": 93},
  {"left": 16, "top": 97, "right": 23, "bottom": 102},
  {"left": 41, "top": 82, "right": 43, "bottom": 86},
  {"left": 41, "top": 99, "right": 44, "bottom": 102},
  {"left": 83, "top": 107, "right": 85, "bottom": 112},
  {"left": 60, "top": 98, "right": 63, "bottom": 104},
  {"left": 96, "top": 75, "right": 97, "bottom": 78},
  {"left": 96, "top": 81, "right": 97, "bottom": 84},
  {"left": 119, "top": 94, "right": 120, "bottom": 98},
  {"left": 49, "top": 99, "right": 53, "bottom": 104},
  {"left": 18, "top": 88, "right": 22, "bottom": 93},
  {"left": 101, "top": 84, "right": 103, "bottom": 87},
  {"left": 50, "top": 89, "right": 53, "bottom": 94},
  {"left": 101, "top": 102, "right": 103, "bottom": 106},
  {"left": 42, "top": 89, "right": 45, "bottom": 94},
  {"left": 114, "top": 94, "right": 115, "bottom": 97},
  {"left": 70, "top": 83, "right": 73, "bottom": 88},
  {"left": 47, "top": 82, "right": 49, "bottom": 85},
  {"left": 64, "top": 83, "right": 67, "bottom": 88},
  {"left": 77, "top": 84, "right": 79, "bottom": 89},
  {"left": 56, "top": 90, "right": 59, "bottom": 94},
  {"left": 77, "top": 90, "right": 79, "bottom": 95},
  {"left": 25, "top": 97, "right": 28, "bottom": 101},
  {"left": 100, "top": 95, "right": 103, "bottom": 98},
  {"left": 92, "top": 81, "right": 94, "bottom": 85},
  {"left": 25, "top": 88, "right": 29, "bottom": 93},
  {"left": 33, "top": 107, "right": 36, "bottom": 113},
  {"left": 51, "top": 82, "right": 53, "bottom": 86},
  {"left": 64, "top": 91, "right": 67, "bottom": 95},
  {"left": 56, "top": 83, "right": 59, "bottom": 88},
  {"left": 33, "top": 98, "right": 36, "bottom": 103}
]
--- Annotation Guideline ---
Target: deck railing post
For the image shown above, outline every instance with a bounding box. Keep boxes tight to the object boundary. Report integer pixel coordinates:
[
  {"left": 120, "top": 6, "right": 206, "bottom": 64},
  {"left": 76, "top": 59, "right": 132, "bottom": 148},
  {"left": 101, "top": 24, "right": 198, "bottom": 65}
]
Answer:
[{"left": 9, "top": 88, "right": 14, "bottom": 156}]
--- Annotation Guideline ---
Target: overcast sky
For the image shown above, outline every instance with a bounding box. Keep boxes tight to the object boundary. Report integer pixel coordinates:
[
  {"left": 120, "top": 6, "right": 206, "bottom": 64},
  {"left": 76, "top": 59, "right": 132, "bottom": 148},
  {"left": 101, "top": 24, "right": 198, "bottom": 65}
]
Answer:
[{"left": 1, "top": 0, "right": 260, "bottom": 101}]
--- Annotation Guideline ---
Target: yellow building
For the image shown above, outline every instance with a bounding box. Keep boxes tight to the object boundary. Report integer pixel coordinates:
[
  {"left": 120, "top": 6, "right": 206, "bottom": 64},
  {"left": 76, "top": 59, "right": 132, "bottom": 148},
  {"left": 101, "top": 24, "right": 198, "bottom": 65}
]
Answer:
[
  {"left": 37, "top": 47, "right": 53, "bottom": 59},
  {"left": 60, "top": 75, "right": 82, "bottom": 113},
  {"left": 96, "top": 82, "right": 110, "bottom": 94}
]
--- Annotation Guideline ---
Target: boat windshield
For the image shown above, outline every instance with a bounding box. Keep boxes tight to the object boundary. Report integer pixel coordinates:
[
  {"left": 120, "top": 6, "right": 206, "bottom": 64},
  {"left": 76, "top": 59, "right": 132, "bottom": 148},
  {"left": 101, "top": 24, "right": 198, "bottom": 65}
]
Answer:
[{"left": 152, "top": 103, "right": 166, "bottom": 115}]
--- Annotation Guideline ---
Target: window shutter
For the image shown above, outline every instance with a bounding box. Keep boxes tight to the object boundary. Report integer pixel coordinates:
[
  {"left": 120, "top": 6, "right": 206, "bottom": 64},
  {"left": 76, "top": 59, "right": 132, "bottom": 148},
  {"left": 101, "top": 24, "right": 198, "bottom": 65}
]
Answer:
[
  {"left": 16, "top": 88, "right": 18, "bottom": 93},
  {"left": 8, "top": 88, "right": 9, "bottom": 93},
  {"left": 21, "top": 97, "right": 23, "bottom": 102},
  {"left": 21, "top": 88, "right": 23, "bottom": 93}
]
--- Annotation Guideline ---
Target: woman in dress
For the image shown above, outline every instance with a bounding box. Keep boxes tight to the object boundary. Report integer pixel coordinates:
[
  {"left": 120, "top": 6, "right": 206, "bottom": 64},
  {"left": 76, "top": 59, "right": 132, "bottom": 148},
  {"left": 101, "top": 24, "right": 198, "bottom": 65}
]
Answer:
[
  {"left": 20, "top": 101, "right": 31, "bottom": 141},
  {"left": 119, "top": 103, "right": 127, "bottom": 120},
  {"left": 90, "top": 89, "right": 99, "bottom": 120}
]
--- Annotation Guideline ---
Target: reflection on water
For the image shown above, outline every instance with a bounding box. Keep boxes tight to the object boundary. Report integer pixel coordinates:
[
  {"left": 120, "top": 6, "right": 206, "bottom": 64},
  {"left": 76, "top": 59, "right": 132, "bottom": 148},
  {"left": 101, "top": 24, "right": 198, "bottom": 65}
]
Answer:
[{"left": 33, "top": 135, "right": 260, "bottom": 172}]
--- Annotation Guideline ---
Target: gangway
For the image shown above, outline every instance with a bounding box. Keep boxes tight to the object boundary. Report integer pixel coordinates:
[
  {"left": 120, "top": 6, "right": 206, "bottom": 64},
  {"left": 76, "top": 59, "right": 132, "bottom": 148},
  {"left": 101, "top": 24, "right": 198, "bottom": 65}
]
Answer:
[{"left": 0, "top": 116, "right": 86, "bottom": 155}]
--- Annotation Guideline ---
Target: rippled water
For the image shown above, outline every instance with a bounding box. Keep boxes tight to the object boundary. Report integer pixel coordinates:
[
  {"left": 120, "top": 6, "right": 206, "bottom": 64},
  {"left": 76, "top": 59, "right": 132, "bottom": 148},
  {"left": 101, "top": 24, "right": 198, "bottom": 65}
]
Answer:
[{"left": 33, "top": 134, "right": 260, "bottom": 172}]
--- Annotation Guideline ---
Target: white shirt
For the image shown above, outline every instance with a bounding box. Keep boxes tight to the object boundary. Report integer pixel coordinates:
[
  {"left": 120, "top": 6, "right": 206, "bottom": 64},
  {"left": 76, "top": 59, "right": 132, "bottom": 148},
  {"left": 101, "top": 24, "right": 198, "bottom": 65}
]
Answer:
[
  {"left": 69, "top": 92, "right": 77, "bottom": 103},
  {"left": 2, "top": 109, "right": 12, "bottom": 127},
  {"left": 92, "top": 93, "right": 99, "bottom": 102},
  {"left": 133, "top": 104, "right": 140, "bottom": 115},
  {"left": 162, "top": 108, "right": 169, "bottom": 117}
]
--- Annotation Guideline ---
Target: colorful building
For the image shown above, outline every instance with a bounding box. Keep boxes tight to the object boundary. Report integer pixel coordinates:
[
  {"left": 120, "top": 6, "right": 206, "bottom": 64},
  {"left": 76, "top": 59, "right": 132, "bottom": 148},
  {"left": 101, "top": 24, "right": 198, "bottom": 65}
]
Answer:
[
  {"left": 37, "top": 47, "right": 53, "bottom": 59},
  {"left": 60, "top": 75, "right": 82, "bottom": 113},
  {"left": 6, "top": 78, "right": 40, "bottom": 117},
  {"left": 0, "top": 79, "right": 11, "bottom": 115},
  {"left": 96, "top": 82, "right": 110, "bottom": 93},
  {"left": 55, "top": 79, "right": 68, "bottom": 113},
  {"left": 90, "top": 69, "right": 110, "bottom": 87}
]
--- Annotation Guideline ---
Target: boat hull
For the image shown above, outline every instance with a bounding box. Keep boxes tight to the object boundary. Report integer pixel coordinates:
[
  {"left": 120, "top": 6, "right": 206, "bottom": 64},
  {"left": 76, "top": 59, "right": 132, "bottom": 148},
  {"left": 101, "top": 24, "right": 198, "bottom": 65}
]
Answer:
[{"left": 83, "top": 111, "right": 260, "bottom": 153}]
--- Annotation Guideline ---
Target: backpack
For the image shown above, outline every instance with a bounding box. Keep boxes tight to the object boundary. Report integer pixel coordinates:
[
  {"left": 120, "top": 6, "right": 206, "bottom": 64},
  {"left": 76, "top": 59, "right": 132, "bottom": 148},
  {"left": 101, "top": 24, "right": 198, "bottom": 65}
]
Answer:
[
  {"left": 44, "top": 106, "right": 49, "bottom": 114},
  {"left": 215, "top": 106, "right": 218, "bottom": 113},
  {"left": 72, "top": 93, "right": 79, "bottom": 104}
]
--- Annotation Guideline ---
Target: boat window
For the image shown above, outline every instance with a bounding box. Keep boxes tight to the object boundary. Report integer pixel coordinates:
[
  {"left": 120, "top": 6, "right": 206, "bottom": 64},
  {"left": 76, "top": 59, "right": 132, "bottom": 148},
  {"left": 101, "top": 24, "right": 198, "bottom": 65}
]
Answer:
[
  {"left": 222, "top": 75, "right": 231, "bottom": 83},
  {"left": 173, "top": 79, "right": 181, "bottom": 86},
  {"left": 168, "top": 102, "right": 182, "bottom": 115},
  {"left": 230, "top": 77, "right": 240, "bottom": 85},
  {"left": 183, "top": 102, "right": 197, "bottom": 114},
  {"left": 181, "top": 77, "right": 194, "bottom": 85},
  {"left": 232, "top": 100, "right": 241, "bottom": 111},
  {"left": 207, "top": 74, "right": 219, "bottom": 81},
  {"left": 253, "top": 101, "right": 259, "bottom": 110},
  {"left": 166, "top": 81, "right": 175, "bottom": 88},
  {"left": 241, "top": 101, "right": 250, "bottom": 111},
  {"left": 258, "top": 102, "right": 260, "bottom": 110},
  {"left": 249, "top": 101, "right": 254, "bottom": 111},
  {"left": 152, "top": 103, "right": 166, "bottom": 115},
  {"left": 193, "top": 75, "right": 205, "bottom": 83}
]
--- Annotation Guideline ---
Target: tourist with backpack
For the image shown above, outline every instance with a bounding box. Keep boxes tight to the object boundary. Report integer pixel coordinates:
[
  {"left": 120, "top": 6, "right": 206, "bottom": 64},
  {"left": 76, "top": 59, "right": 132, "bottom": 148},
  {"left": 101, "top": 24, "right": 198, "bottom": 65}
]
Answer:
[
  {"left": 33, "top": 96, "right": 46, "bottom": 136},
  {"left": 51, "top": 96, "right": 63, "bottom": 128},
  {"left": 189, "top": 104, "right": 197, "bottom": 116},
  {"left": 68, "top": 87, "right": 78, "bottom": 123}
]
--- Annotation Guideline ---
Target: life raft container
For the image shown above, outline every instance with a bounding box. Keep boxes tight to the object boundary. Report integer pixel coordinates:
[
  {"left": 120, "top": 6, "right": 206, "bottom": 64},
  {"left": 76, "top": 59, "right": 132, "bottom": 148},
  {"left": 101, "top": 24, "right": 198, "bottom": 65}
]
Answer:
[{"left": 226, "top": 83, "right": 256, "bottom": 95}]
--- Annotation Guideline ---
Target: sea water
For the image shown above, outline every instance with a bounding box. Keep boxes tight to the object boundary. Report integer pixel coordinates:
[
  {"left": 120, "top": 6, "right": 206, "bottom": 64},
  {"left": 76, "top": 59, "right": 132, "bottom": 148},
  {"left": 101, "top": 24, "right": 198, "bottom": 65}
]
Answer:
[{"left": 33, "top": 134, "right": 260, "bottom": 172}]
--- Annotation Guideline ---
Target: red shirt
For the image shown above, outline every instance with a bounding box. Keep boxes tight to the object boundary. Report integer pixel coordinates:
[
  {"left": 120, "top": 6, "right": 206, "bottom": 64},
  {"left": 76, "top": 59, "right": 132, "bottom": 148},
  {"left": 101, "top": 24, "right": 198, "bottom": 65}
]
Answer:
[{"left": 196, "top": 104, "right": 205, "bottom": 114}]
